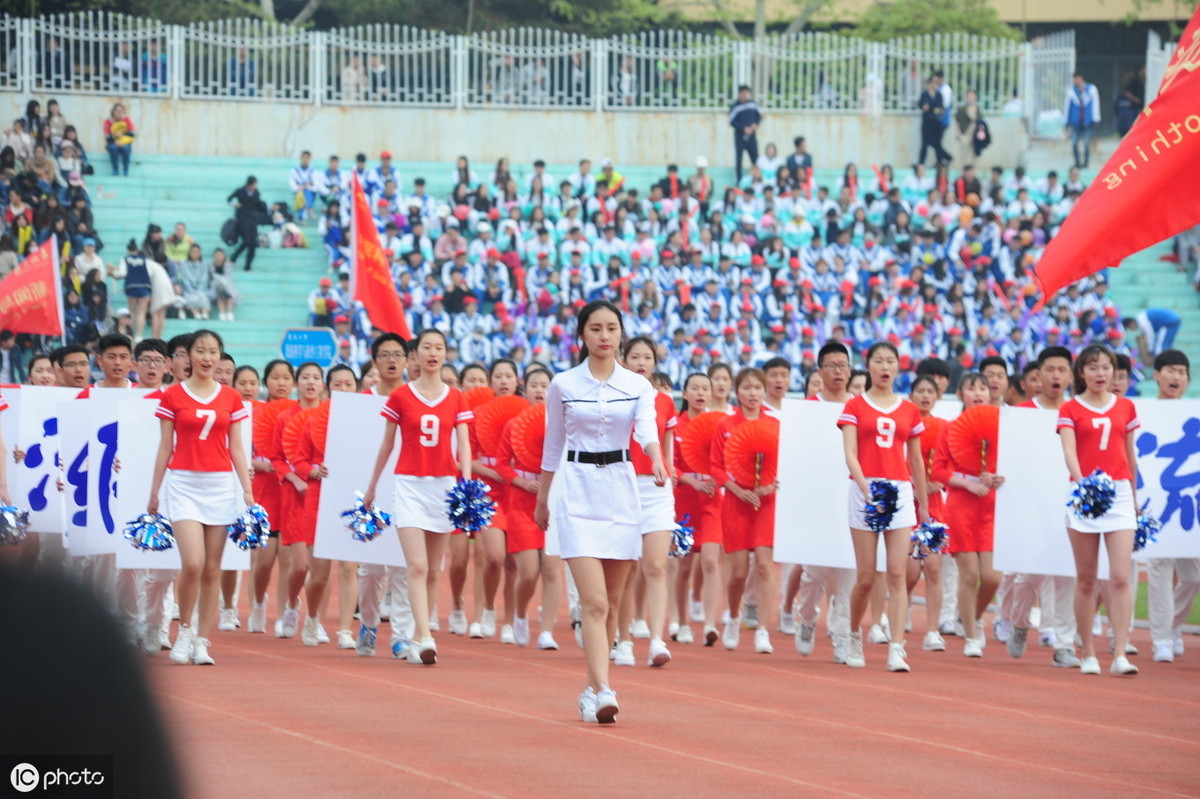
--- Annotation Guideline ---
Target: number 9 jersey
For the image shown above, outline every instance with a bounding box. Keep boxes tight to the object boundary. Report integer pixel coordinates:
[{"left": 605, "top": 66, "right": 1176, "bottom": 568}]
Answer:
[
  {"left": 837, "top": 394, "right": 925, "bottom": 480},
  {"left": 381, "top": 383, "right": 474, "bottom": 477},
  {"left": 155, "top": 383, "right": 250, "bottom": 472}
]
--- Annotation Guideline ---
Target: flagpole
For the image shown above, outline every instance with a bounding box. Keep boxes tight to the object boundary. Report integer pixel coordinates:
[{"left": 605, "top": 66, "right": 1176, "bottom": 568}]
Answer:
[
  {"left": 348, "top": 175, "right": 358, "bottom": 303},
  {"left": 50, "top": 233, "right": 65, "bottom": 341}
]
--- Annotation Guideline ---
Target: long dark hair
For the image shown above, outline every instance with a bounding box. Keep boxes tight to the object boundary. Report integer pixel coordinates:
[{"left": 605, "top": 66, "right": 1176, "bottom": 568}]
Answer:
[{"left": 576, "top": 299, "right": 623, "bottom": 364}]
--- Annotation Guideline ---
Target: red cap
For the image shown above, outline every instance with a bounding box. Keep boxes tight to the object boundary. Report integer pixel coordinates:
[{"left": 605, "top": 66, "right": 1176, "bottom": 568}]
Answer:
[
  {"left": 901, "top": 279, "right": 917, "bottom": 290},
  {"left": 537, "top": 251, "right": 548, "bottom": 259},
  {"left": 487, "top": 208, "right": 500, "bottom": 220},
  {"left": 722, "top": 326, "right": 735, "bottom": 335},
  {"left": 319, "top": 277, "right": 332, "bottom": 287},
  {"left": 630, "top": 251, "right": 642, "bottom": 260},
  {"left": 1048, "top": 325, "right": 1061, "bottom": 334},
  {"left": 741, "top": 303, "right": 754, "bottom": 312},
  {"left": 783, "top": 303, "right": 795, "bottom": 312},
  {"left": 899, "top": 354, "right": 912, "bottom": 369},
  {"left": 486, "top": 247, "right": 500, "bottom": 258},
  {"left": 334, "top": 314, "right": 349, "bottom": 323},
  {"left": 770, "top": 324, "right": 784, "bottom": 333},
  {"left": 913, "top": 324, "right": 926, "bottom": 335},
  {"left": 570, "top": 268, "right": 581, "bottom": 276},
  {"left": 811, "top": 303, "right": 825, "bottom": 312},
  {"left": 868, "top": 276, "right": 883, "bottom": 287},
  {"left": 949, "top": 326, "right": 963, "bottom": 336},
  {"left": 887, "top": 333, "right": 901, "bottom": 345},
  {"left": 697, "top": 328, "right": 710, "bottom": 337},
  {"left": 380, "top": 150, "right": 392, "bottom": 159},
  {"left": 924, "top": 304, "right": 937, "bottom": 314},
  {"left": 494, "top": 302, "right": 507, "bottom": 313},
  {"left": 693, "top": 347, "right": 705, "bottom": 355},
  {"left": 841, "top": 280, "right": 856, "bottom": 291},
  {"left": 377, "top": 198, "right": 389, "bottom": 207},
  {"left": 1071, "top": 328, "right": 1084, "bottom": 336},
  {"left": 552, "top": 325, "right": 564, "bottom": 336},
  {"left": 986, "top": 347, "right": 999, "bottom": 357},
  {"left": 1106, "top": 328, "right": 1123, "bottom": 339},
  {"left": 453, "top": 248, "right": 467, "bottom": 256},
  {"left": 802, "top": 326, "right": 814, "bottom": 336},
  {"left": 741, "top": 345, "right": 753, "bottom": 354},
  {"left": 737, "top": 320, "right": 749, "bottom": 328},
  {"left": 741, "top": 277, "right": 753, "bottom": 285},
  {"left": 960, "top": 354, "right": 974, "bottom": 367},
  {"left": 431, "top": 294, "right": 443, "bottom": 302},
  {"left": 788, "top": 257, "right": 801, "bottom": 269},
  {"left": 773, "top": 279, "right": 788, "bottom": 287},
  {"left": 1104, "top": 307, "right": 1119, "bottom": 318},
  {"left": 464, "top": 296, "right": 478, "bottom": 304},
  {"left": 339, "top": 338, "right": 351, "bottom": 347},
  {"left": 710, "top": 349, "right": 723, "bottom": 357},
  {"left": 751, "top": 254, "right": 765, "bottom": 266},
  {"left": 661, "top": 249, "right": 676, "bottom": 259}
]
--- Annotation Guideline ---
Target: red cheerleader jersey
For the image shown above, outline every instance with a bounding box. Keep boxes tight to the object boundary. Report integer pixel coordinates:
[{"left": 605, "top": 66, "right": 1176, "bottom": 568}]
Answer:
[
  {"left": 837, "top": 394, "right": 924, "bottom": 481},
  {"left": 381, "top": 383, "right": 474, "bottom": 477}
]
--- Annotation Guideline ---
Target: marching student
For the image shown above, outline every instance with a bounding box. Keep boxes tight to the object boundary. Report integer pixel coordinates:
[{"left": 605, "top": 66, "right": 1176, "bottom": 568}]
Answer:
[
  {"left": 839, "top": 342, "right": 929, "bottom": 672},
  {"left": 247, "top": 360, "right": 295, "bottom": 634},
  {"left": 711, "top": 367, "right": 779, "bottom": 654},
  {"left": 233, "top": 365, "right": 261, "bottom": 404},
  {"left": 148, "top": 330, "right": 253, "bottom": 666},
  {"left": 907, "top": 375, "right": 947, "bottom": 652},
  {"left": 757, "top": 356, "right": 791, "bottom": 637},
  {"left": 364, "top": 329, "right": 474, "bottom": 666},
  {"left": 692, "top": 362, "right": 735, "bottom": 624},
  {"left": 1057, "top": 344, "right": 1140, "bottom": 676},
  {"left": 535, "top": 300, "right": 667, "bottom": 724}
]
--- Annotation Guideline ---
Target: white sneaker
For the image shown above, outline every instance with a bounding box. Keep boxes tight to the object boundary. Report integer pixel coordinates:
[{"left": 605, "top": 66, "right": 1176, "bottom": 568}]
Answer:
[
  {"left": 170, "top": 626, "right": 195, "bottom": 664},
  {"left": 337, "top": 629, "right": 356, "bottom": 649},
  {"left": 886, "top": 641, "right": 911, "bottom": 672},
  {"left": 689, "top": 600, "right": 705, "bottom": 623},
  {"left": 1092, "top": 614, "right": 1103, "bottom": 637},
  {"left": 846, "top": 631, "right": 866, "bottom": 668},
  {"left": 500, "top": 624, "right": 517, "bottom": 645},
  {"left": 630, "top": 619, "right": 651, "bottom": 639},
  {"left": 316, "top": 624, "right": 329, "bottom": 645},
  {"left": 795, "top": 621, "right": 816, "bottom": 656},
  {"left": 676, "top": 626, "right": 694, "bottom": 644},
  {"left": 867, "top": 623, "right": 890, "bottom": 644},
  {"left": 938, "top": 619, "right": 956, "bottom": 636},
  {"left": 192, "top": 637, "right": 215, "bottom": 665},
  {"left": 993, "top": 618, "right": 1013, "bottom": 643},
  {"left": 248, "top": 601, "right": 267, "bottom": 634},
  {"left": 218, "top": 607, "right": 239, "bottom": 631},
  {"left": 648, "top": 637, "right": 672, "bottom": 667},
  {"left": 428, "top": 615, "right": 440, "bottom": 633},
  {"left": 1080, "top": 655, "right": 1101, "bottom": 675},
  {"left": 301, "top": 616, "right": 320, "bottom": 646},
  {"left": 449, "top": 610, "right": 468, "bottom": 636},
  {"left": 668, "top": 622, "right": 679, "bottom": 640},
  {"left": 703, "top": 626, "right": 719, "bottom": 647},
  {"left": 595, "top": 685, "right": 619, "bottom": 724},
  {"left": 905, "top": 607, "right": 913, "bottom": 633},
  {"left": 513, "top": 617, "right": 530, "bottom": 647},
  {"left": 923, "top": 631, "right": 946, "bottom": 651},
  {"left": 963, "top": 637, "right": 984, "bottom": 658},
  {"left": 1172, "top": 627, "right": 1184, "bottom": 656},
  {"left": 778, "top": 606, "right": 796, "bottom": 636},
  {"left": 1053, "top": 648, "right": 1082, "bottom": 668},
  {"left": 1110, "top": 656, "right": 1138, "bottom": 676},
  {"left": 142, "top": 629, "right": 161, "bottom": 657},
  {"left": 722, "top": 618, "right": 741, "bottom": 650},
  {"left": 1153, "top": 642, "right": 1175, "bottom": 663},
  {"left": 578, "top": 688, "right": 598, "bottom": 723},
  {"left": 742, "top": 604, "right": 759, "bottom": 630},
  {"left": 468, "top": 622, "right": 484, "bottom": 639},
  {"left": 832, "top": 632, "right": 848, "bottom": 664},
  {"left": 480, "top": 609, "right": 497, "bottom": 638},
  {"left": 537, "top": 631, "right": 559, "bottom": 650},
  {"left": 613, "top": 639, "right": 636, "bottom": 666},
  {"left": 754, "top": 628, "right": 773, "bottom": 654},
  {"left": 279, "top": 606, "right": 300, "bottom": 638},
  {"left": 415, "top": 636, "right": 437, "bottom": 665},
  {"left": 1038, "top": 631, "right": 1056, "bottom": 648}
]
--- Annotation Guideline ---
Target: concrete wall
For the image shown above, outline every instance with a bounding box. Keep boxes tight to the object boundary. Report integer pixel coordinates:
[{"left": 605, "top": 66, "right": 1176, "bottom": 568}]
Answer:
[{"left": 4, "top": 95, "right": 1029, "bottom": 169}]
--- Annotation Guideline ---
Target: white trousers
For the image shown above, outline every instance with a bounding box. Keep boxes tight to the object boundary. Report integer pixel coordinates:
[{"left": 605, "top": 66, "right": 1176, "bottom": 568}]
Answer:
[
  {"left": 940, "top": 556, "right": 960, "bottom": 625},
  {"left": 1147, "top": 557, "right": 1200, "bottom": 645},
  {"left": 795, "top": 565, "right": 854, "bottom": 637},
  {"left": 358, "top": 564, "right": 414, "bottom": 643},
  {"left": 1010, "top": 573, "right": 1077, "bottom": 647}
]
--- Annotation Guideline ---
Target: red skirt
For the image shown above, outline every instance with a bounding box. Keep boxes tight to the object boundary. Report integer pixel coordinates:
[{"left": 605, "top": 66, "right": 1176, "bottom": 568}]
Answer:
[
  {"left": 252, "top": 471, "right": 281, "bottom": 530},
  {"left": 721, "top": 488, "right": 775, "bottom": 553},
  {"left": 278, "top": 481, "right": 309, "bottom": 546},
  {"left": 945, "top": 487, "right": 995, "bottom": 554},
  {"left": 675, "top": 481, "right": 723, "bottom": 548},
  {"left": 482, "top": 476, "right": 509, "bottom": 532},
  {"left": 919, "top": 489, "right": 946, "bottom": 523},
  {"left": 505, "top": 482, "right": 544, "bottom": 554}
]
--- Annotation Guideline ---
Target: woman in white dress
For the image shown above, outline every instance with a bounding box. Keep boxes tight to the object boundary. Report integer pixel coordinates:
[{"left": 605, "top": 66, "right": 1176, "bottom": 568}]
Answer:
[{"left": 535, "top": 300, "right": 668, "bottom": 724}]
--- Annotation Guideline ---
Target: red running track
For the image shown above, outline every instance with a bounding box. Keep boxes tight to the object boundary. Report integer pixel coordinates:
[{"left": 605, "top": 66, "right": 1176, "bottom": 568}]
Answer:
[{"left": 149, "top": 590, "right": 1200, "bottom": 799}]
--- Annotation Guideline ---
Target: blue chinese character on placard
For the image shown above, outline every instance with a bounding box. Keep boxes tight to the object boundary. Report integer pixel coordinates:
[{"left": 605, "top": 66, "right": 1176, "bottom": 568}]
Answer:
[
  {"left": 1137, "top": 418, "right": 1200, "bottom": 531},
  {"left": 97, "top": 422, "right": 119, "bottom": 534},
  {"left": 21, "top": 417, "right": 59, "bottom": 512},
  {"left": 66, "top": 443, "right": 87, "bottom": 528}
]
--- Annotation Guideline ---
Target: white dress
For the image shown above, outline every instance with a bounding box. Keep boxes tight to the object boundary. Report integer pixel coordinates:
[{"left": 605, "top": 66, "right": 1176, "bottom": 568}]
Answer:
[{"left": 543, "top": 361, "right": 659, "bottom": 560}]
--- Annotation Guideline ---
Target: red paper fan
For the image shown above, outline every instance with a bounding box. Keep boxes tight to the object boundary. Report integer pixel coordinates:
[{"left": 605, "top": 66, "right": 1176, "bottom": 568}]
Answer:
[
  {"left": 307, "top": 401, "right": 331, "bottom": 453},
  {"left": 511, "top": 403, "right": 546, "bottom": 473},
  {"left": 475, "top": 395, "right": 529, "bottom": 457},
  {"left": 283, "top": 406, "right": 320, "bottom": 465},
  {"left": 947, "top": 404, "right": 999, "bottom": 474},
  {"left": 464, "top": 386, "right": 495, "bottom": 410},
  {"left": 679, "top": 412, "right": 725, "bottom": 475},
  {"left": 726, "top": 418, "right": 780, "bottom": 488},
  {"left": 253, "top": 398, "right": 297, "bottom": 457},
  {"left": 919, "top": 415, "right": 948, "bottom": 478}
]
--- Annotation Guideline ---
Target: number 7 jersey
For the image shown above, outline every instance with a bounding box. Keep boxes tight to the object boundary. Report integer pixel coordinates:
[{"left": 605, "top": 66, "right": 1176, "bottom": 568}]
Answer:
[
  {"left": 837, "top": 394, "right": 925, "bottom": 480},
  {"left": 155, "top": 382, "right": 249, "bottom": 472},
  {"left": 381, "top": 383, "right": 474, "bottom": 477},
  {"left": 1056, "top": 395, "right": 1140, "bottom": 481}
]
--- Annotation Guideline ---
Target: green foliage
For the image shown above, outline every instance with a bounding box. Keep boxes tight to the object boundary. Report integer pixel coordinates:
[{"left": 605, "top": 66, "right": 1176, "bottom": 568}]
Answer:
[{"left": 854, "top": 0, "right": 1022, "bottom": 42}]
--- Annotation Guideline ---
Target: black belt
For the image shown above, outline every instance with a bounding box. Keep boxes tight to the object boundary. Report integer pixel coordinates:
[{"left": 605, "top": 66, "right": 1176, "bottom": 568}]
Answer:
[{"left": 567, "top": 449, "right": 630, "bottom": 466}]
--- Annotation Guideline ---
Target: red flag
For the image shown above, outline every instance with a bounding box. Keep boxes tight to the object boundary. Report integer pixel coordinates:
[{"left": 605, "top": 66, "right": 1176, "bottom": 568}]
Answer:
[
  {"left": 350, "top": 174, "right": 412, "bottom": 339},
  {"left": 1033, "top": 7, "right": 1200, "bottom": 306},
  {"left": 0, "top": 237, "right": 65, "bottom": 336}
]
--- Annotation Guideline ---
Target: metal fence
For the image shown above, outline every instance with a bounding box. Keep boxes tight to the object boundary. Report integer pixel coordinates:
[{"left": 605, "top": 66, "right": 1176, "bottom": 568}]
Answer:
[
  {"left": 1144, "top": 30, "right": 1173, "bottom": 106},
  {"left": 2, "top": 13, "right": 1075, "bottom": 124}
]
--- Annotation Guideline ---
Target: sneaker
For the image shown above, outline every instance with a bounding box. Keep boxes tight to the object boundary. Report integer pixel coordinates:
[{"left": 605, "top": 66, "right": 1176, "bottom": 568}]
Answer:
[
  {"left": 742, "top": 604, "right": 759, "bottom": 630},
  {"left": 142, "top": 630, "right": 161, "bottom": 657},
  {"left": 500, "top": 624, "right": 517, "bottom": 645},
  {"left": 218, "top": 607, "right": 239, "bottom": 632},
  {"left": 316, "top": 624, "right": 330, "bottom": 645},
  {"left": 570, "top": 605, "right": 583, "bottom": 649},
  {"left": 578, "top": 688, "right": 598, "bottom": 723},
  {"left": 922, "top": 631, "right": 946, "bottom": 651},
  {"left": 614, "top": 640, "right": 636, "bottom": 666},
  {"left": 704, "top": 626, "right": 719, "bottom": 647},
  {"left": 1007, "top": 627, "right": 1029, "bottom": 658},
  {"left": 192, "top": 637, "right": 215, "bottom": 665},
  {"left": 630, "top": 619, "right": 651, "bottom": 639},
  {"left": 779, "top": 607, "right": 797, "bottom": 636},
  {"left": 274, "top": 620, "right": 284, "bottom": 637},
  {"left": 648, "top": 637, "right": 672, "bottom": 667},
  {"left": 689, "top": 600, "right": 705, "bottom": 623},
  {"left": 832, "top": 633, "right": 848, "bottom": 664},
  {"left": 1079, "top": 655, "right": 1101, "bottom": 675},
  {"left": 337, "top": 629, "right": 356, "bottom": 649},
  {"left": 301, "top": 616, "right": 320, "bottom": 646},
  {"left": 668, "top": 622, "right": 679, "bottom": 640},
  {"left": 1053, "top": 648, "right": 1082, "bottom": 669},
  {"left": 356, "top": 625, "right": 378, "bottom": 657},
  {"left": 887, "top": 641, "right": 911, "bottom": 672},
  {"left": 537, "top": 631, "right": 559, "bottom": 650},
  {"left": 449, "top": 610, "right": 468, "bottom": 636},
  {"left": 157, "top": 627, "right": 172, "bottom": 651},
  {"left": 248, "top": 601, "right": 267, "bottom": 634},
  {"left": 416, "top": 636, "right": 437, "bottom": 665},
  {"left": 480, "top": 609, "right": 497, "bottom": 638},
  {"left": 595, "top": 685, "right": 619, "bottom": 724},
  {"left": 1110, "top": 656, "right": 1138, "bottom": 676},
  {"left": 846, "top": 631, "right": 866, "bottom": 668},
  {"left": 722, "top": 618, "right": 741, "bottom": 650},
  {"left": 993, "top": 618, "right": 1013, "bottom": 643},
  {"left": 392, "top": 639, "right": 411, "bottom": 659},
  {"left": 279, "top": 606, "right": 300, "bottom": 638},
  {"left": 169, "top": 626, "right": 195, "bottom": 664},
  {"left": 963, "top": 637, "right": 984, "bottom": 658},
  {"left": 1092, "top": 614, "right": 1103, "bottom": 637},
  {"left": 380, "top": 593, "right": 392, "bottom": 621},
  {"left": 867, "top": 624, "right": 890, "bottom": 645},
  {"left": 905, "top": 607, "right": 913, "bottom": 633},
  {"left": 676, "top": 626, "right": 694, "bottom": 644},
  {"left": 1038, "top": 631, "right": 1056, "bottom": 648},
  {"left": 796, "top": 622, "right": 816, "bottom": 656},
  {"left": 468, "top": 622, "right": 484, "bottom": 639},
  {"left": 1153, "top": 642, "right": 1175, "bottom": 663},
  {"left": 938, "top": 619, "right": 957, "bottom": 636},
  {"left": 1172, "top": 627, "right": 1184, "bottom": 656},
  {"left": 1125, "top": 642, "right": 1139, "bottom": 656},
  {"left": 428, "top": 616, "right": 440, "bottom": 633},
  {"left": 754, "top": 628, "right": 774, "bottom": 654},
  {"left": 513, "top": 617, "right": 530, "bottom": 647}
]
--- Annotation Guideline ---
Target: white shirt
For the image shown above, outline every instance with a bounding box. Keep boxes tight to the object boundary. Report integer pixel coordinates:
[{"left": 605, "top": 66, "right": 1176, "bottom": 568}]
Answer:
[{"left": 542, "top": 362, "right": 658, "bottom": 471}]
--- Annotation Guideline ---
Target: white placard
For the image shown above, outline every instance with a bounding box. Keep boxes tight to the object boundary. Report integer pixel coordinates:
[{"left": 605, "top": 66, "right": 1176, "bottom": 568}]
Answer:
[
  {"left": 84, "top": 388, "right": 153, "bottom": 555},
  {"left": 1, "top": 388, "right": 19, "bottom": 504},
  {"left": 773, "top": 398, "right": 885, "bottom": 570},
  {"left": 313, "top": 393, "right": 406, "bottom": 567},
  {"left": 1131, "top": 399, "right": 1200, "bottom": 560},
  {"left": 14, "top": 386, "right": 77, "bottom": 533},
  {"left": 932, "top": 398, "right": 963, "bottom": 421},
  {"left": 58, "top": 400, "right": 91, "bottom": 552}
]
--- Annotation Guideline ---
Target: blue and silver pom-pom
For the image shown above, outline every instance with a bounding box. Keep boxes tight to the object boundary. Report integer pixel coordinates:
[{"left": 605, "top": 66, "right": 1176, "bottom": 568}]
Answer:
[
  {"left": 1134, "top": 511, "right": 1161, "bottom": 554},
  {"left": 228, "top": 504, "right": 272, "bottom": 551},
  {"left": 1068, "top": 469, "right": 1117, "bottom": 520},
  {"left": 0, "top": 504, "right": 30, "bottom": 546},
  {"left": 446, "top": 478, "right": 495, "bottom": 534},
  {"left": 910, "top": 519, "right": 950, "bottom": 560},
  {"left": 864, "top": 480, "right": 901, "bottom": 534},
  {"left": 123, "top": 513, "right": 175, "bottom": 552},
  {"left": 670, "top": 514, "right": 695, "bottom": 558},
  {"left": 342, "top": 492, "right": 392, "bottom": 543}
]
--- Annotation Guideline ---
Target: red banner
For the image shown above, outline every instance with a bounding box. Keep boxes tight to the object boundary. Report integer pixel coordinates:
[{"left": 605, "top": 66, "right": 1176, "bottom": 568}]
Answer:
[
  {"left": 350, "top": 174, "right": 412, "bottom": 339},
  {"left": 1033, "top": 7, "right": 1200, "bottom": 306},
  {"left": 0, "top": 237, "right": 64, "bottom": 336}
]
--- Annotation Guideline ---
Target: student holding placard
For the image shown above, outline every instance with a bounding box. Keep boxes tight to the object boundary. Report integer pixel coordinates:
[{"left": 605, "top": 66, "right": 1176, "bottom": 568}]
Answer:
[
  {"left": 248, "top": 359, "right": 295, "bottom": 635},
  {"left": 1057, "top": 345, "right": 1140, "bottom": 677},
  {"left": 907, "top": 375, "right": 947, "bottom": 653}
]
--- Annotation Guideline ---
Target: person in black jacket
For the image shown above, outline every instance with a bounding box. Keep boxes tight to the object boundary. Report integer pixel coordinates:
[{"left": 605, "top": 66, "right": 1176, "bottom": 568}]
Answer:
[
  {"left": 728, "top": 85, "right": 761, "bottom": 183},
  {"left": 917, "top": 78, "right": 950, "bottom": 166},
  {"left": 228, "top": 175, "right": 267, "bottom": 271}
]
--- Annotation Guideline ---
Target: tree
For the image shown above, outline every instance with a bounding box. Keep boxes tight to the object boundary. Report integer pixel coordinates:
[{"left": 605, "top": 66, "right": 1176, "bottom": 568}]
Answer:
[
  {"left": 709, "top": 0, "right": 833, "bottom": 38},
  {"left": 854, "top": 0, "right": 1022, "bottom": 42}
]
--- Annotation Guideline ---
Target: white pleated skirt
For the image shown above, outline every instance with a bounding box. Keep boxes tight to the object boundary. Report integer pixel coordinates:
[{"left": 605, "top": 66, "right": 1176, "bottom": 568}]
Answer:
[
  {"left": 393, "top": 474, "right": 456, "bottom": 534},
  {"left": 1066, "top": 479, "right": 1137, "bottom": 534},
  {"left": 637, "top": 475, "right": 677, "bottom": 535},
  {"left": 847, "top": 479, "right": 917, "bottom": 531},
  {"left": 165, "top": 469, "right": 241, "bottom": 526}
]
